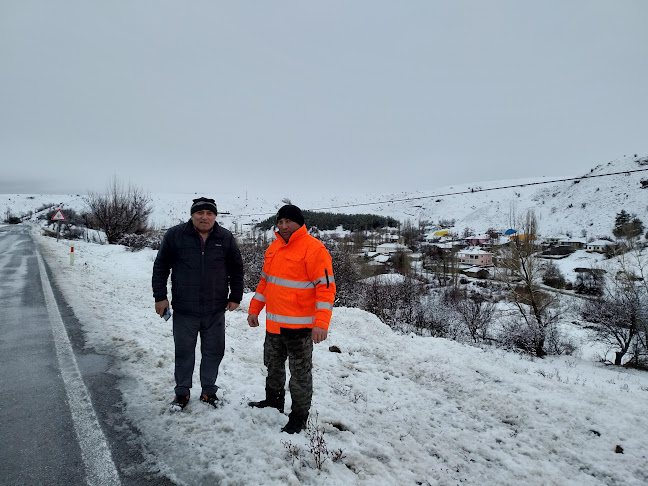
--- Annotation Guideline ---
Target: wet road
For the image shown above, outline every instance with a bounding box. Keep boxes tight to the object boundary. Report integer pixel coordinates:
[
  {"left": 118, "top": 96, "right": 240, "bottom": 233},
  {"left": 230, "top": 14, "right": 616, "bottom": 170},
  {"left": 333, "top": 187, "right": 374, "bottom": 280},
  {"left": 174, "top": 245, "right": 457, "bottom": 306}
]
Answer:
[{"left": 0, "top": 225, "right": 174, "bottom": 486}]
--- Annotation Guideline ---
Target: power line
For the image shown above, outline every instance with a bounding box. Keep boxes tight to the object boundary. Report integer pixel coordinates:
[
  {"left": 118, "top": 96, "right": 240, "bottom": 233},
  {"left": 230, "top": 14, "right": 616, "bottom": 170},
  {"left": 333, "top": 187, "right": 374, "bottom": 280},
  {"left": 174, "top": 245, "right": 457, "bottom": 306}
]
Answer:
[{"left": 235, "top": 167, "right": 648, "bottom": 219}]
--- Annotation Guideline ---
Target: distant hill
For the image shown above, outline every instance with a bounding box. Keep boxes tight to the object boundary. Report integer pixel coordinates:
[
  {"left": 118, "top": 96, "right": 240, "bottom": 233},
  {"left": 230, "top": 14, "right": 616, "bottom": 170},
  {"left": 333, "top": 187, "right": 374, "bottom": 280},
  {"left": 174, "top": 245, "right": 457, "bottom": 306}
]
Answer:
[{"left": 2, "top": 154, "right": 647, "bottom": 240}]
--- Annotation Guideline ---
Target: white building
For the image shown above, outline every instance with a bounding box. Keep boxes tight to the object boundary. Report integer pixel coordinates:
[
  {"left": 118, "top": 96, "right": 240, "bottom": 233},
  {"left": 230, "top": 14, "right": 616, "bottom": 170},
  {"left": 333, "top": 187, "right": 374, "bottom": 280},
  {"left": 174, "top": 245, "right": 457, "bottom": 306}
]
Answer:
[
  {"left": 586, "top": 240, "right": 615, "bottom": 253},
  {"left": 375, "top": 243, "right": 409, "bottom": 255}
]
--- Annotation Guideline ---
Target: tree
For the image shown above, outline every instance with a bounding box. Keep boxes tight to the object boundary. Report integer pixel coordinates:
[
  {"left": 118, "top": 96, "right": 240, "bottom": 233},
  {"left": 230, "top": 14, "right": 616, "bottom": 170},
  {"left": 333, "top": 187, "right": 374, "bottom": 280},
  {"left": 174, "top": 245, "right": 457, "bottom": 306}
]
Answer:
[
  {"left": 328, "top": 240, "right": 361, "bottom": 307},
  {"left": 582, "top": 293, "right": 638, "bottom": 366},
  {"left": 574, "top": 269, "right": 604, "bottom": 295},
  {"left": 239, "top": 239, "right": 266, "bottom": 292},
  {"left": 359, "top": 274, "right": 429, "bottom": 333},
  {"left": 391, "top": 250, "right": 412, "bottom": 276},
  {"left": 453, "top": 290, "right": 497, "bottom": 343},
  {"left": 486, "top": 228, "right": 499, "bottom": 240},
  {"left": 401, "top": 219, "right": 422, "bottom": 249},
  {"left": 613, "top": 210, "right": 631, "bottom": 234},
  {"left": 462, "top": 227, "right": 474, "bottom": 238},
  {"left": 494, "top": 210, "right": 559, "bottom": 357},
  {"left": 613, "top": 210, "right": 644, "bottom": 239},
  {"left": 422, "top": 245, "right": 459, "bottom": 288},
  {"left": 582, "top": 253, "right": 648, "bottom": 366},
  {"left": 542, "top": 261, "right": 566, "bottom": 289},
  {"left": 85, "top": 177, "right": 153, "bottom": 244}
]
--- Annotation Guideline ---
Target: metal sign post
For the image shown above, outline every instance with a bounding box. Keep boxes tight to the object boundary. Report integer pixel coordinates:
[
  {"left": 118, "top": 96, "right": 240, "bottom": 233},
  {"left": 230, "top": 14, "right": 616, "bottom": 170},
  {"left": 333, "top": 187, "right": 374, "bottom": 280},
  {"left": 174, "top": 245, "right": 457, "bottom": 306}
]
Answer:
[{"left": 51, "top": 209, "right": 66, "bottom": 241}]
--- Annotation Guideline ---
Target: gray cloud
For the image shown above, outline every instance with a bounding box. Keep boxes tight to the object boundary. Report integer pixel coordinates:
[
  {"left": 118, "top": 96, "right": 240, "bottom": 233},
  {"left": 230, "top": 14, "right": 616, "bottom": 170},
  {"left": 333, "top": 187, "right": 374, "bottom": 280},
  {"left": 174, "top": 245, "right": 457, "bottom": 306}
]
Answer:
[{"left": 1, "top": 1, "right": 647, "bottom": 195}]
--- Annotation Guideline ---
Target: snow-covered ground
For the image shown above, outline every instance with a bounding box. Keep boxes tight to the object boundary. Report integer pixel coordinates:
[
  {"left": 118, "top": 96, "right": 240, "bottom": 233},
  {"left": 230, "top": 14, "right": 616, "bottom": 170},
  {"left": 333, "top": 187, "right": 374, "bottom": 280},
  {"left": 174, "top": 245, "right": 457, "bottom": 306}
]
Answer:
[{"left": 35, "top": 228, "right": 648, "bottom": 486}]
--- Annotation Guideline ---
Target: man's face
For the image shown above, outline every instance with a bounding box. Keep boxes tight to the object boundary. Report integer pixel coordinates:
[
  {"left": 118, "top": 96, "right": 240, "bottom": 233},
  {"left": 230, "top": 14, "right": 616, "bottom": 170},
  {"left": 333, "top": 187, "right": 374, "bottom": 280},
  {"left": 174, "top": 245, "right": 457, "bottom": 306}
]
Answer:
[
  {"left": 277, "top": 218, "right": 301, "bottom": 242},
  {"left": 191, "top": 210, "right": 216, "bottom": 233}
]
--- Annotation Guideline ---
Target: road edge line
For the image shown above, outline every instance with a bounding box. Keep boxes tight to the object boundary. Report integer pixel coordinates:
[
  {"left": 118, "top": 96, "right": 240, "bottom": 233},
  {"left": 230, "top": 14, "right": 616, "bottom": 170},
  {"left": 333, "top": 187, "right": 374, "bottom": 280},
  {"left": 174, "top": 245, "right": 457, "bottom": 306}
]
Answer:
[{"left": 35, "top": 243, "right": 122, "bottom": 486}]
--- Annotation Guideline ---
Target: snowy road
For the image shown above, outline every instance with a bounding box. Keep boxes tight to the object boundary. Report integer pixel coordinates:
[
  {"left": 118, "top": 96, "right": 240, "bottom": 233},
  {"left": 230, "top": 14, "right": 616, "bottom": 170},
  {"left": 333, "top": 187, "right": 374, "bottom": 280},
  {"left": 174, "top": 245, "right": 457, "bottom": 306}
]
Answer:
[{"left": 0, "top": 225, "right": 174, "bottom": 486}]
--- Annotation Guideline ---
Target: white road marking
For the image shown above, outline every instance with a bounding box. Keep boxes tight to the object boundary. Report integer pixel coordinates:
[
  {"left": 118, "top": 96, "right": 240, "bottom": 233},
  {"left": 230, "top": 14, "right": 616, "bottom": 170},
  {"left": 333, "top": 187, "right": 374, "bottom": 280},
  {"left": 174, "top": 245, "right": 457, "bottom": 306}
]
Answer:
[{"left": 36, "top": 245, "right": 122, "bottom": 485}]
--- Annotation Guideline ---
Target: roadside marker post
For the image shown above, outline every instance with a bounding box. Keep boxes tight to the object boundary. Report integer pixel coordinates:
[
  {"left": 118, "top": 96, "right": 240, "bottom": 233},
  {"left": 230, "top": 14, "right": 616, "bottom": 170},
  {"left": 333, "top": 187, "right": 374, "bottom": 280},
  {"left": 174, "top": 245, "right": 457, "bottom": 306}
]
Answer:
[{"left": 70, "top": 247, "right": 74, "bottom": 265}]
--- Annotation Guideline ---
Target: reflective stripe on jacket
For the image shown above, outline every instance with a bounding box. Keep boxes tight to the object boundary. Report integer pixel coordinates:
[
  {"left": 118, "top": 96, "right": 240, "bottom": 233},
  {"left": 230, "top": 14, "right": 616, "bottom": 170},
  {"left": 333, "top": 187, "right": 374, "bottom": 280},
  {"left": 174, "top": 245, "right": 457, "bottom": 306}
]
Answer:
[{"left": 248, "top": 225, "right": 336, "bottom": 334}]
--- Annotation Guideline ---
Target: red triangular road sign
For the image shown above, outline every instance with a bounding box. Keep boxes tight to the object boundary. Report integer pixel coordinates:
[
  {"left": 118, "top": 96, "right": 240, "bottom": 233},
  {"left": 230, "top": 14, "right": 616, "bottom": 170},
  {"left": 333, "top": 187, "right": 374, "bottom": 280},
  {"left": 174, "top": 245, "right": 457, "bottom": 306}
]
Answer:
[{"left": 51, "top": 209, "right": 66, "bottom": 221}]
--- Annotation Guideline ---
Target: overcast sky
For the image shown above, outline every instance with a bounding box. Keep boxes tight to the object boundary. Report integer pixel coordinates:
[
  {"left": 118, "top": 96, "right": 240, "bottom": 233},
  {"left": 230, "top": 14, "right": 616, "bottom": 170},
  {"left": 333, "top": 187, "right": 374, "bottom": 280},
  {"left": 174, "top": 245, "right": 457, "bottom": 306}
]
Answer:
[{"left": 1, "top": 1, "right": 647, "bottom": 197}]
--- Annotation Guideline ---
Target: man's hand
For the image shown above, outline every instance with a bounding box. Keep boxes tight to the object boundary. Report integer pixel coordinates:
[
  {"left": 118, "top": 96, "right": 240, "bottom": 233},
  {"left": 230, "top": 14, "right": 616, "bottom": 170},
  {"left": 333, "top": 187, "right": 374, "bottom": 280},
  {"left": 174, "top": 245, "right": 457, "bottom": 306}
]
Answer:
[
  {"left": 312, "top": 326, "right": 328, "bottom": 344},
  {"left": 155, "top": 299, "right": 169, "bottom": 317},
  {"left": 247, "top": 314, "right": 260, "bottom": 327},
  {"left": 226, "top": 302, "right": 240, "bottom": 311}
]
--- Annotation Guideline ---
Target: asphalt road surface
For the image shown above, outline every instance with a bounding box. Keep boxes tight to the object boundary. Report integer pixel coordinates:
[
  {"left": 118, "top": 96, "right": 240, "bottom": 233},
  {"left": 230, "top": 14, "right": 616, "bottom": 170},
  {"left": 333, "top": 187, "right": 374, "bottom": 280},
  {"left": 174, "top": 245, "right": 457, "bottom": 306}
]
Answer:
[{"left": 0, "top": 225, "right": 175, "bottom": 486}]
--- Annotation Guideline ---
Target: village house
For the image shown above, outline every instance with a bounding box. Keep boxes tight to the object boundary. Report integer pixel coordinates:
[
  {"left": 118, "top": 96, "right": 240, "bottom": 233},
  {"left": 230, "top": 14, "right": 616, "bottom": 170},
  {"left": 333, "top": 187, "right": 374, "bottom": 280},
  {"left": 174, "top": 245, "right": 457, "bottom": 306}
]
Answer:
[
  {"left": 465, "top": 234, "right": 490, "bottom": 246},
  {"left": 586, "top": 239, "right": 615, "bottom": 253},
  {"left": 509, "top": 233, "right": 535, "bottom": 243},
  {"left": 375, "top": 242, "right": 409, "bottom": 255},
  {"left": 558, "top": 237, "right": 587, "bottom": 249},
  {"left": 370, "top": 254, "right": 390, "bottom": 265},
  {"left": 458, "top": 248, "right": 493, "bottom": 266},
  {"left": 543, "top": 235, "right": 565, "bottom": 245},
  {"left": 384, "top": 233, "right": 402, "bottom": 243}
]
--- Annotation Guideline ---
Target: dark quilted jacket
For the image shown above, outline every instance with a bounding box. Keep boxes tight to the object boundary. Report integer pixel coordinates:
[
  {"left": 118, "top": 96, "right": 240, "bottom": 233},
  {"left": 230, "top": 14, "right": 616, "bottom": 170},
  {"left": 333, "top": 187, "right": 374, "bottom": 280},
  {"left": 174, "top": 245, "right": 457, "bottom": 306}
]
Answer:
[{"left": 152, "top": 220, "right": 244, "bottom": 315}]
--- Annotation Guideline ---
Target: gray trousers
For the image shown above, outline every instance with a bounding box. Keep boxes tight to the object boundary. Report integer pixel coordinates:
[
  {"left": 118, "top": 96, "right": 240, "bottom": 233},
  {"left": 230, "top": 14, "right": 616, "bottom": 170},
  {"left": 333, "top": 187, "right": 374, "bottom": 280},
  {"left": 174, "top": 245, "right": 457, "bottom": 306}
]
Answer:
[
  {"left": 172, "top": 311, "right": 225, "bottom": 396},
  {"left": 264, "top": 329, "right": 313, "bottom": 420}
]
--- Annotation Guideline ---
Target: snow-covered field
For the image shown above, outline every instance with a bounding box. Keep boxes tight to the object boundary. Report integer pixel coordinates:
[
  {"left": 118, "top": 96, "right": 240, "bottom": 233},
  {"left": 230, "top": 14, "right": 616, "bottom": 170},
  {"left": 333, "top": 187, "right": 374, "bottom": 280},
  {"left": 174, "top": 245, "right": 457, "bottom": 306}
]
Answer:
[{"left": 34, "top": 228, "right": 648, "bottom": 486}]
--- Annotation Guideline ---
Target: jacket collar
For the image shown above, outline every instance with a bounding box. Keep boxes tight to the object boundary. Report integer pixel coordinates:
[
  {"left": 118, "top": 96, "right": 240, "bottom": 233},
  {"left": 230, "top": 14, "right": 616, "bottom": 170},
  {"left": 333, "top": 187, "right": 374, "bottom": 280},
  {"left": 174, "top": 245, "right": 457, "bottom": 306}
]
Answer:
[{"left": 275, "top": 224, "right": 307, "bottom": 246}]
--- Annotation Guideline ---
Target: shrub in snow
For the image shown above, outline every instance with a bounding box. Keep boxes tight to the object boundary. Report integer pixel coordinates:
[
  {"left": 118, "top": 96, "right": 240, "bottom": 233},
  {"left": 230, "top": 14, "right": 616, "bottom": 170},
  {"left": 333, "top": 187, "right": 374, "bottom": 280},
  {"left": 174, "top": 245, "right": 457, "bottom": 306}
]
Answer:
[
  {"left": 238, "top": 240, "right": 266, "bottom": 292},
  {"left": 281, "top": 413, "right": 346, "bottom": 471},
  {"left": 117, "top": 231, "right": 164, "bottom": 251},
  {"left": 542, "top": 262, "right": 566, "bottom": 289}
]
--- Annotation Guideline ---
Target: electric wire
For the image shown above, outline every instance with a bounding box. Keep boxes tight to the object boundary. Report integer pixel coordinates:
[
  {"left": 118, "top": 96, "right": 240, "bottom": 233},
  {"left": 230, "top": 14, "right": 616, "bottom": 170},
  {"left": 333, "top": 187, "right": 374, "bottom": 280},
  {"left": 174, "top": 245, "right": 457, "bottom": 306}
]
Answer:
[{"left": 234, "top": 167, "right": 648, "bottom": 219}]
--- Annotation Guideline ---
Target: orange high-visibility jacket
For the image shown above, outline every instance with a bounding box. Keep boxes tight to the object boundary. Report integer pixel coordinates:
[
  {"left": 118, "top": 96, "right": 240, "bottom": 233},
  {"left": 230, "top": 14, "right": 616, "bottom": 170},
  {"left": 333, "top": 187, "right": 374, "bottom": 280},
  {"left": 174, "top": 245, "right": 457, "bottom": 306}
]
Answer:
[{"left": 248, "top": 225, "right": 336, "bottom": 334}]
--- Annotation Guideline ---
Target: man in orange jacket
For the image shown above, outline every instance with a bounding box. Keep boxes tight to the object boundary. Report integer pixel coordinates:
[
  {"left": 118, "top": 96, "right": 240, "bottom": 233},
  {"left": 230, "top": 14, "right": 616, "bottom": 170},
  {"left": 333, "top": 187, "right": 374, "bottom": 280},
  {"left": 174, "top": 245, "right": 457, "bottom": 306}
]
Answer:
[{"left": 247, "top": 204, "right": 336, "bottom": 434}]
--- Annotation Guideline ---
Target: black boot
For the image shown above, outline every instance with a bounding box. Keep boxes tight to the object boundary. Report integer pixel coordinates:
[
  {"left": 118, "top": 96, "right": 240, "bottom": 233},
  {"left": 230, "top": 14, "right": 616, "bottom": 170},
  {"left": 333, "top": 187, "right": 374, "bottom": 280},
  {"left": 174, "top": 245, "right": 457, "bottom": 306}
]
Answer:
[
  {"left": 169, "top": 394, "right": 190, "bottom": 412},
  {"left": 248, "top": 393, "right": 284, "bottom": 413},
  {"left": 281, "top": 413, "right": 308, "bottom": 434},
  {"left": 199, "top": 393, "right": 219, "bottom": 409}
]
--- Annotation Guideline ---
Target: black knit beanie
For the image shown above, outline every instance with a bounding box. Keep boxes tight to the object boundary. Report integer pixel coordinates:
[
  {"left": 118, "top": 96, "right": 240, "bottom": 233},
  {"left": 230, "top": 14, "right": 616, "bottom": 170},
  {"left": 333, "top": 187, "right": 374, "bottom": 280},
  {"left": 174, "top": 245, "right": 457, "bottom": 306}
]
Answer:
[
  {"left": 190, "top": 197, "right": 218, "bottom": 215},
  {"left": 276, "top": 204, "right": 305, "bottom": 226}
]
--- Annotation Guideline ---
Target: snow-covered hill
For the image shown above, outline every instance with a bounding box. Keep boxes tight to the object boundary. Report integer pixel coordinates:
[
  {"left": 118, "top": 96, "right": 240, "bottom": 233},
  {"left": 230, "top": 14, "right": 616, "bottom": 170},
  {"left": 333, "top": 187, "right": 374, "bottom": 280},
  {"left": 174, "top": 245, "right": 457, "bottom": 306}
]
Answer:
[{"left": 2, "top": 154, "right": 647, "bottom": 239}]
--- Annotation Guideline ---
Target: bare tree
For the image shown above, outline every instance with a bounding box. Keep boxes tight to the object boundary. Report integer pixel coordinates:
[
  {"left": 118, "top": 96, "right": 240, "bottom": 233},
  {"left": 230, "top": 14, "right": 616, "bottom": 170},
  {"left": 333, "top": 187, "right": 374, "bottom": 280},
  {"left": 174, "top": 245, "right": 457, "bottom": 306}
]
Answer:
[
  {"left": 392, "top": 250, "right": 412, "bottom": 276},
  {"left": 462, "top": 227, "right": 474, "bottom": 238},
  {"left": 327, "top": 240, "right": 361, "bottom": 307},
  {"left": 494, "top": 210, "right": 559, "bottom": 357},
  {"left": 582, "top": 293, "right": 638, "bottom": 365},
  {"left": 453, "top": 289, "right": 497, "bottom": 343},
  {"left": 85, "top": 177, "right": 153, "bottom": 244},
  {"left": 583, "top": 250, "right": 648, "bottom": 366},
  {"left": 401, "top": 218, "right": 421, "bottom": 249},
  {"left": 423, "top": 245, "right": 460, "bottom": 289},
  {"left": 239, "top": 239, "right": 266, "bottom": 292},
  {"left": 410, "top": 292, "right": 461, "bottom": 338}
]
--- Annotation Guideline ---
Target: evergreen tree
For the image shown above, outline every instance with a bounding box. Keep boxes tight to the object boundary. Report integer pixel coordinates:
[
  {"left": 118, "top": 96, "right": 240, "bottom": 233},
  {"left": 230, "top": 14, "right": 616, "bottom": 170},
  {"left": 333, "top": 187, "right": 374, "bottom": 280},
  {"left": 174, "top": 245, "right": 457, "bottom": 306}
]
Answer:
[{"left": 613, "top": 210, "right": 644, "bottom": 239}]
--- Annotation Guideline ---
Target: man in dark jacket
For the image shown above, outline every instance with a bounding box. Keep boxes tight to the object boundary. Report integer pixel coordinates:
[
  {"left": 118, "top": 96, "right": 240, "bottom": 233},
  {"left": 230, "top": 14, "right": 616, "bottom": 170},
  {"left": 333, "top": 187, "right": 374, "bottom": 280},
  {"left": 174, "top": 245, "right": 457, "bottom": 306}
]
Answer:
[{"left": 152, "top": 197, "right": 244, "bottom": 411}]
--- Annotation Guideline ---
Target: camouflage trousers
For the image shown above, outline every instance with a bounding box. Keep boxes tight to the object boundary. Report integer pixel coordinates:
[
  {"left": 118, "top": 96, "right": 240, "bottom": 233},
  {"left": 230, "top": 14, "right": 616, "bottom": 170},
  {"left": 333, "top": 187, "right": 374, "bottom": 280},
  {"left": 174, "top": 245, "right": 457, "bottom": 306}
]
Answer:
[{"left": 264, "top": 328, "right": 313, "bottom": 420}]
